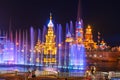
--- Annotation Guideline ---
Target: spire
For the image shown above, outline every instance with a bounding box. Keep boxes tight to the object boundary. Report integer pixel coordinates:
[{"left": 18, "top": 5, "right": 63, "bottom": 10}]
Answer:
[
  {"left": 66, "top": 31, "right": 71, "bottom": 38},
  {"left": 77, "top": 0, "right": 81, "bottom": 21},
  {"left": 48, "top": 13, "right": 54, "bottom": 27},
  {"left": 50, "top": 12, "right": 52, "bottom": 20}
]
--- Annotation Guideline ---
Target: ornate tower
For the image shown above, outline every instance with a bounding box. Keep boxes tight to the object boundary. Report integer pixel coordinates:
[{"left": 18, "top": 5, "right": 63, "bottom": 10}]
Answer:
[
  {"left": 65, "top": 31, "right": 73, "bottom": 42},
  {"left": 85, "top": 25, "right": 93, "bottom": 42},
  {"left": 75, "top": 20, "right": 84, "bottom": 44},
  {"left": 43, "top": 14, "right": 57, "bottom": 66},
  {"left": 84, "top": 25, "right": 96, "bottom": 49}
]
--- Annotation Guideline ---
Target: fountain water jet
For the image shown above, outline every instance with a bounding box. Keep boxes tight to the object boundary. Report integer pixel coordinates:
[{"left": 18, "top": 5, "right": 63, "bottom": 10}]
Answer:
[{"left": 30, "top": 27, "right": 35, "bottom": 65}]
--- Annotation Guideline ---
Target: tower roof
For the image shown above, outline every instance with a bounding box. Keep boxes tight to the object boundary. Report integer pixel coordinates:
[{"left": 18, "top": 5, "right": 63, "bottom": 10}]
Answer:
[
  {"left": 48, "top": 13, "right": 54, "bottom": 27},
  {"left": 66, "top": 31, "right": 71, "bottom": 37},
  {"left": 77, "top": 21, "right": 82, "bottom": 28}
]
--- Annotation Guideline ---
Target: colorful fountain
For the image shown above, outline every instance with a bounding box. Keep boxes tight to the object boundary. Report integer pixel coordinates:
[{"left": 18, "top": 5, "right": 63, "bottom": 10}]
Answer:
[{"left": 0, "top": 14, "right": 87, "bottom": 74}]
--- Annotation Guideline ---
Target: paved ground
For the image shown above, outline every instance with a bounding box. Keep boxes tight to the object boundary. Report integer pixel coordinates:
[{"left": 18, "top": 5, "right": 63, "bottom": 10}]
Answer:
[{"left": 0, "top": 71, "right": 120, "bottom": 80}]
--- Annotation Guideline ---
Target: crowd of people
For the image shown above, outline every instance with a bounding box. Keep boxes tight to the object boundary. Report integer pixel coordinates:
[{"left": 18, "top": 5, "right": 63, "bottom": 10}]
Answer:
[
  {"left": 85, "top": 66, "right": 96, "bottom": 80},
  {"left": 26, "top": 66, "right": 116, "bottom": 80},
  {"left": 85, "top": 66, "right": 116, "bottom": 80},
  {"left": 27, "top": 68, "right": 40, "bottom": 78}
]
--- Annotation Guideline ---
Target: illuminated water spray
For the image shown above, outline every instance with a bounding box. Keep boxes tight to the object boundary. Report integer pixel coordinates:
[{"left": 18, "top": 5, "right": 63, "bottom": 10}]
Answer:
[
  {"left": 15, "top": 30, "right": 18, "bottom": 64},
  {"left": 70, "top": 21, "right": 74, "bottom": 37},
  {"left": 30, "top": 27, "right": 34, "bottom": 64},
  {"left": 25, "top": 30, "right": 28, "bottom": 65},
  {"left": 18, "top": 30, "right": 23, "bottom": 64},
  {"left": 56, "top": 24, "right": 62, "bottom": 67},
  {"left": 69, "top": 44, "right": 86, "bottom": 70},
  {"left": 42, "top": 25, "right": 47, "bottom": 43},
  {"left": 68, "top": 20, "right": 86, "bottom": 73},
  {"left": 64, "top": 23, "right": 69, "bottom": 66}
]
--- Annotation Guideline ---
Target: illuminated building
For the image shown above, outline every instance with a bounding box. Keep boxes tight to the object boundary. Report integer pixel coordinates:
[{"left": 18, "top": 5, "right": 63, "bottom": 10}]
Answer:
[
  {"left": 35, "top": 39, "right": 43, "bottom": 64},
  {"left": 100, "top": 39, "right": 106, "bottom": 46},
  {"left": 65, "top": 31, "right": 73, "bottom": 43},
  {"left": 84, "top": 25, "right": 97, "bottom": 50},
  {"left": 43, "top": 14, "right": 57, "bottom": 66},
  {"left": 75, "top": 20, "right": 83, "bottom": 44},
  {"left": 99, "top": 39, "right": 107, "bottom": 50}
]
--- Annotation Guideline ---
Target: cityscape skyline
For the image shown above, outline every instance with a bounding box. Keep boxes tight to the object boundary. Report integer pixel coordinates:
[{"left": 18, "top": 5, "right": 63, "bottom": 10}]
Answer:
[{"left": 0, "top": 0, "right": 120, "bottom": 46}]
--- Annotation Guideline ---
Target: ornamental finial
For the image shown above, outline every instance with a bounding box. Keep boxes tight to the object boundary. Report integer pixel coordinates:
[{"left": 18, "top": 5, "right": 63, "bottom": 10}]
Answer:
[
  {"left": 48, "top": 13, "right": 53, "bottom": 27},
  {"left": 50, "top": 13, "right": 52, "bottom": 20}
]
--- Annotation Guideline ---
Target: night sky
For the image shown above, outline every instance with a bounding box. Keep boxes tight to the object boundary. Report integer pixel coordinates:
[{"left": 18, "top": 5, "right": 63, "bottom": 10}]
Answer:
[{"left": 0, "top": 0, "right": 120, "bottom": 46}]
